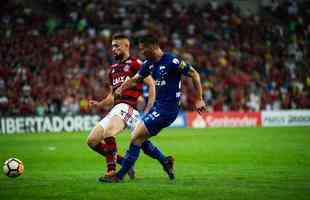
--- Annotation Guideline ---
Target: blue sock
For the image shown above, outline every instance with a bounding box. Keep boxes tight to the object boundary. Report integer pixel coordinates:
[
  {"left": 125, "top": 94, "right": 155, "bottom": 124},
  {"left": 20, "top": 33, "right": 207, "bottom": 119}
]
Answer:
[
  {"left": 141, "top": 140, "right": 166, "bottom": 164},
  {"left": 116, "top": 144, "right": 140, "bottom": 179}
]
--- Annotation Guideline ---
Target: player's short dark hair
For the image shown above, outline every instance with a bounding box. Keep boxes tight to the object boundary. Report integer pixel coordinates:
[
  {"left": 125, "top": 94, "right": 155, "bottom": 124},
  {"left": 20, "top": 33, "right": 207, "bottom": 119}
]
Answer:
[
  {"left": 112, "top": 34, "right": 129, "bottom": 41},
  {"left": 139, "top": 35, "right": 159, "bottom": 47}
]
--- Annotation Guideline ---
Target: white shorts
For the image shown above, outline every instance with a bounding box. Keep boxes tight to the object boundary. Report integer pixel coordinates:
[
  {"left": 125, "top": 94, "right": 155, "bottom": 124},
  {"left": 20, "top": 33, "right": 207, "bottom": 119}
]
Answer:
[{"left": 98, "top": 103, "right": 140, "bottom": 131}]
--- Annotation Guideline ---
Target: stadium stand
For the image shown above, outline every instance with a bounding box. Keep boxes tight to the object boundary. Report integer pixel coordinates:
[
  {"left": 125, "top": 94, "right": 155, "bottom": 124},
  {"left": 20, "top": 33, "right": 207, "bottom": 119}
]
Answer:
[{"left": 0, "top": 0, "right": 309, "bottom": 116}]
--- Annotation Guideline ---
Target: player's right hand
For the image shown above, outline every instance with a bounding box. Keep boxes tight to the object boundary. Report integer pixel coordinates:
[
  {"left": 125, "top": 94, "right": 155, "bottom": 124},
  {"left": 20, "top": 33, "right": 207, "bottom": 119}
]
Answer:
[
  {"left": 195, "top": 99, "right": 207, "bottom": 115},
  {"left": 88, "top": 100, "right": 99, "bottom": 108}
]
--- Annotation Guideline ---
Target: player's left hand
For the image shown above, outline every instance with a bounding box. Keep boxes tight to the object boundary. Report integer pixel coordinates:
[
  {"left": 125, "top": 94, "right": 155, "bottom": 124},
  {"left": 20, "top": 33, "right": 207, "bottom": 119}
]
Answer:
[
  {"left": 195, "top": 99, "right": 207, "bottom": 115},
  {"left": 114, "top": 86, "right": 122, "bottom": 97}
]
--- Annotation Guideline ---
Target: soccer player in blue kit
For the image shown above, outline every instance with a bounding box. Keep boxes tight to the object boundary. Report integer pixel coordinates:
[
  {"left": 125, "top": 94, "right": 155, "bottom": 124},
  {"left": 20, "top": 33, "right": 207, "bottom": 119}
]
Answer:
[{"left": 100, "top": 35, "right": 206, "bottom": 183}]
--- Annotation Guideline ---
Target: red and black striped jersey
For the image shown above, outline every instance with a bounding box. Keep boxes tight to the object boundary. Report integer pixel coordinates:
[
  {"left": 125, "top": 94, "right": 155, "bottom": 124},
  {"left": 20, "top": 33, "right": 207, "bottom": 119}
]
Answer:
[{"left": 108, "top": 57, "right": 143, "bottom": 109}]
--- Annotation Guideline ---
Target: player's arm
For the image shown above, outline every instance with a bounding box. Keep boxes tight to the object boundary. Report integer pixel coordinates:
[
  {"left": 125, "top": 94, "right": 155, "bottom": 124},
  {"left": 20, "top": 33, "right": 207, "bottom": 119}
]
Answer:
[
  {"left": 187, "top": 66, "right": 206, "bottom": 114},
  {"left": 143, "top": 75, "right": 155, "bottom": 113},
  {"left": 116, "top": 60, "right": 151, "bottom": 96},
  {"left": 176, "top": 58, "right": 206, "bottom": 114},
  {"left": 115, "top": 73, "right": 144, "bottom": 96},
  {"left": 89, "top": 85, "right": 114, "bottom": 109}
]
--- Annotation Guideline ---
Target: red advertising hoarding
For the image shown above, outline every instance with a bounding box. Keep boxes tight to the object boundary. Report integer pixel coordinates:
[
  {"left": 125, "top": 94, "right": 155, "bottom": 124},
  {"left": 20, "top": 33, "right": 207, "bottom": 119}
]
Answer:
[{"left": 186, "top": 112, "right": 261, "bottom": 128}]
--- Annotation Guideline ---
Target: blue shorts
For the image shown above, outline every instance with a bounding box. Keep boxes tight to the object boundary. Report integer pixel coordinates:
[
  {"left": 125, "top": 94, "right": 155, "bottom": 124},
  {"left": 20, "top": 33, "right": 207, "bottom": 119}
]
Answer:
[{"left": 142, "top": 107, "right": 178, "bottom": 136}]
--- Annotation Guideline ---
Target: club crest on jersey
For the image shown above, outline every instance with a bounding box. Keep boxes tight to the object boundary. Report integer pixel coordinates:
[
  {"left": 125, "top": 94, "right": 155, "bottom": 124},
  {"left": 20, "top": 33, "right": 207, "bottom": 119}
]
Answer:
[
  {"left": 159, "top": 65, "right": 167, "bottom": 76},
  {"left": 123, "top": 64, "right": 130, "bottom": 72},
  {"left": 159, "top": 65, "right": 166, "bottom": 70}
]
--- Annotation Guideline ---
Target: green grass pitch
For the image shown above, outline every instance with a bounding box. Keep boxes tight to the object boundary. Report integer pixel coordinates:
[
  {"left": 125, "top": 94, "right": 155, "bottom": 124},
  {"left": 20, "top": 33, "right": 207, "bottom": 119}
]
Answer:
[{"left": 0, "top": 127, "right": 310, "bottom": 200}]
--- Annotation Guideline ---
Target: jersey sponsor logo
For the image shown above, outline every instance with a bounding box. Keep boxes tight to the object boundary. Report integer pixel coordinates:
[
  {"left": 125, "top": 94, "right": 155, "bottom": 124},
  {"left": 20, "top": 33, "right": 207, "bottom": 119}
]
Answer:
[
  {"left": 155, "top": 80, "right": 166, "bottom": 86},
  {"left": 113, "top": 76, "right": 128, "bottom": 85}
]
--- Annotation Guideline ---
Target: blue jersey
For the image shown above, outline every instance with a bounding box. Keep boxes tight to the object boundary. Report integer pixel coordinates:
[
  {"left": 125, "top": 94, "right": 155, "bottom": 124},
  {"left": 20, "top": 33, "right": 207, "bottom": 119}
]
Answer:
[{"left": 139, "top": 53, "right": 192, "bottom": 113}]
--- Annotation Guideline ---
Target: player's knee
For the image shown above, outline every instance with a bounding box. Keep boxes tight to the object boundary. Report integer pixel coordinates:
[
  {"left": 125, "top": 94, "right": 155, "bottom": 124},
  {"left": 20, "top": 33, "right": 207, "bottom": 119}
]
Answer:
[
  {"left": 102, "top": 128, "right": 117, "bottom": 139},
  {"left": 131, "top": 135, "right": 146, "bottom": 146},
  {"left": 86, "top": 129, "right": 104, "bottom": 148},
  {"left": 131, "top": 130, "right": 149, "bottom": 146},
  {"left": 86, "top": 136, "right": 97, "bottom": 148}
]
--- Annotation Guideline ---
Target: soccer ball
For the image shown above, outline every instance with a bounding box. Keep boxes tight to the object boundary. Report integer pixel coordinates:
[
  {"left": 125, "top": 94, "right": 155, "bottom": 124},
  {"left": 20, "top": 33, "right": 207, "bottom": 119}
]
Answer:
[{"left": 3, "top": 158, "right": 24, "bottom": 178}]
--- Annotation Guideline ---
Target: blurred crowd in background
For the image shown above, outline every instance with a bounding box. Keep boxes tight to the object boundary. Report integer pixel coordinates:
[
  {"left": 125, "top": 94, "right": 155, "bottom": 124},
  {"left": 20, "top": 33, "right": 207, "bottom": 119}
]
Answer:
[{"left": 0, "top": 0, "right": 309, "bottom": 116}]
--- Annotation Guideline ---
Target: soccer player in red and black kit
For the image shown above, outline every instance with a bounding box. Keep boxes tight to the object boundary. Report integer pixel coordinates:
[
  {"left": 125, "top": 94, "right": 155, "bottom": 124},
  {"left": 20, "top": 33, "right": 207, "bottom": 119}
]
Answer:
[{"left": 87, "top": 34, "right": 174, "bottom": 181}]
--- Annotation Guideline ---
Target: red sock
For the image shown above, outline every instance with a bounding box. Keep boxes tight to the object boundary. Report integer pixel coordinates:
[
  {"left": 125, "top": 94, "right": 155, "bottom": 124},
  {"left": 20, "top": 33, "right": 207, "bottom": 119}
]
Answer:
[
  {"left": 91, "top": 142, "right": 106, "bottom": 157},
  {"left": 103, "top": 137, "right": 117, "bottom": 172}
]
